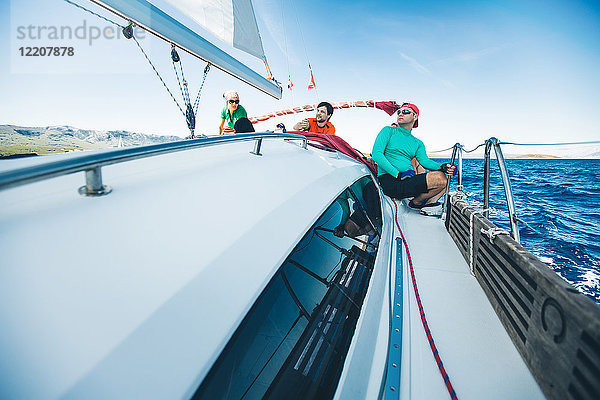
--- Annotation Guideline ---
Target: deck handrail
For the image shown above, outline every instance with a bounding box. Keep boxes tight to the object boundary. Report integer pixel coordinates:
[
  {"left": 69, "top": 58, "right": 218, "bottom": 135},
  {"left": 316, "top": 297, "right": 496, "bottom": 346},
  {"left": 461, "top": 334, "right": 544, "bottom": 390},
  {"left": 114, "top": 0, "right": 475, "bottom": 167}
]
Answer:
[
  {"left": 0, "top": 132, "right": 307, "bottom": 196},
  {"left": 484, "top": 137, "right": 520, "bottom": 242},
  {"left": 443, "top": 138, "right": 520, "bottom": 242}
]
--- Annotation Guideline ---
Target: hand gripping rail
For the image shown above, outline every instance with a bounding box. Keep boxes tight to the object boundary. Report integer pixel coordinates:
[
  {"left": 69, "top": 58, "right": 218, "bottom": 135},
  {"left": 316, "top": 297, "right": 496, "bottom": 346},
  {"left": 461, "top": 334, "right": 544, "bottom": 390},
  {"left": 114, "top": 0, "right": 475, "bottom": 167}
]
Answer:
[{"left": 0, "top": 133, "right": 307, "bottom": 196}]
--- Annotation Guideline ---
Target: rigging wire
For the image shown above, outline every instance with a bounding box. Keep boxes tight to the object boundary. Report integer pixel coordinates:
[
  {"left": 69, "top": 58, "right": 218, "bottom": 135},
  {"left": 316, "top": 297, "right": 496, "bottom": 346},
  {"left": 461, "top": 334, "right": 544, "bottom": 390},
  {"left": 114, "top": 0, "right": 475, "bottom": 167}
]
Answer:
[
  {"left": 193, "top": 64, "right": 211, "bottom": 115},
  {"left": 64, "top": 0, "right": 210, "bottom": 137},
  {"left": 63, "top": 0, "right": 185, "bottom": 117},
  {"left": 131, "top": 35, "right": 185, "bottom": 117},
  {"left": 171, "top": 46, "right": 191, "bottom": 108},
  {"left": 63, "top": 0, "right": 122, "bottom": 27},
  {"left": 170, "top": 45, "right": 211, "bottom": 136},
  {"left": 289, "top": 0, "right": 319, "bottom": 99},
  {"left": 280, "top": 0, "right": 294, "bottom": 105}
]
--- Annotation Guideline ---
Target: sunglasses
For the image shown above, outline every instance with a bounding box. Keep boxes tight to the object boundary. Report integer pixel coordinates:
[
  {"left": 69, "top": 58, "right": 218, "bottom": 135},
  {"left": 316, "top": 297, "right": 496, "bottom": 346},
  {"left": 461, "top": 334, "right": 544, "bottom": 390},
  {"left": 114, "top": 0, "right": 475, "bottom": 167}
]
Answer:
[
  {"left": 228, "top": 99, "right": 239, "bottom": 104},
  {"left": 397, "top": 108, "right": 413, "bottom": 115}
]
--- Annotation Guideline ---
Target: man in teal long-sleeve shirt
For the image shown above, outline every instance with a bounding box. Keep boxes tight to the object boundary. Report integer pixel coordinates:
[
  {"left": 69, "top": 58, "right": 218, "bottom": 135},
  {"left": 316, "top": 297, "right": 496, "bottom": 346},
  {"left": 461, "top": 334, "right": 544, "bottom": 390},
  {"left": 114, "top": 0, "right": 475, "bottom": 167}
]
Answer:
[{"left": 372, "top": 103, "right": 455, "bottom": 216}]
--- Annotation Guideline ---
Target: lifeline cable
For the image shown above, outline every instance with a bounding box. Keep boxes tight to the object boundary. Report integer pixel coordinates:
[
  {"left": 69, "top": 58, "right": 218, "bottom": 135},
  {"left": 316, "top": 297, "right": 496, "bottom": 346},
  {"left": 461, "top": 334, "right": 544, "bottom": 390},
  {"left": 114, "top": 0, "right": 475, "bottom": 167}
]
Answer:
[
  {"left": 392, "top": 199, "right": 458, "bottom": 400},
  {"left": 500, "top": 140, "right": 600, "bottom": 146},
  {"left": 430, "top": 142, "right": 486, "bottom": 154},
  {"left": 431, "top": 139, "right": 600, "bottom": 155}
]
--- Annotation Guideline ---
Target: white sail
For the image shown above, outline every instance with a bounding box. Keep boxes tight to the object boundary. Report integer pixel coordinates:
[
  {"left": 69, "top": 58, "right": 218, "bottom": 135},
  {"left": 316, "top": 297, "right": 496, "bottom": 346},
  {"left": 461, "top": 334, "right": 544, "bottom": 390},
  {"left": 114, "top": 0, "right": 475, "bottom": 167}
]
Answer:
[
  {"left": 166, "top": 0, "right": 265, "bottom": 60},
  {"left": 88, "top": 0, "right": 281, "bottom": 99}
]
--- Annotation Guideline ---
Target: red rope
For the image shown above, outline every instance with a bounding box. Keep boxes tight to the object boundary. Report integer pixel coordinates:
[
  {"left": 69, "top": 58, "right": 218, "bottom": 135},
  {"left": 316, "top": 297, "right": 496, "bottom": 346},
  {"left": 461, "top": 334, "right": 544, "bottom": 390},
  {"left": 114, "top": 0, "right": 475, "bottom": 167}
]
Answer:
[{"left": 393, "top": 200, "right": 458, "bottom": 400}]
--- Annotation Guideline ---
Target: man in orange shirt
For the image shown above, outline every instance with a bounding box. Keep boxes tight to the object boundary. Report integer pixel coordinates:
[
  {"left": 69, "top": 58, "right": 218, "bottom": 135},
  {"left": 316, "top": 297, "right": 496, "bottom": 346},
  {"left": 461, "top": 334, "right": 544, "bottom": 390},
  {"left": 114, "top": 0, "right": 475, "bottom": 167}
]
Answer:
[{"left": 293, "top": 101, "right": 336, "bottom": 135}]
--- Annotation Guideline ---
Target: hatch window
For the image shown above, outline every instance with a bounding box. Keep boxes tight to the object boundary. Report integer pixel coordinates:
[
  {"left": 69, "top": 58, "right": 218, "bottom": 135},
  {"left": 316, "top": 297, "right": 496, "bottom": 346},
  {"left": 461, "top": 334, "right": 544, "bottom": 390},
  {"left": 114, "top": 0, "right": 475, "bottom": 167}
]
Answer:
[{"left": 193, "top": 176, "right": 382, "bottom": 400}]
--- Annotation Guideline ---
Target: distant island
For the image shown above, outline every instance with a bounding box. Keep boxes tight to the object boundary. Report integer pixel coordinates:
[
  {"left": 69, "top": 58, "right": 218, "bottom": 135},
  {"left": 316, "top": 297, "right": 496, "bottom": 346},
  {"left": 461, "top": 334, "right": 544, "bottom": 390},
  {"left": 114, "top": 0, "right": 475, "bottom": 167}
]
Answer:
[
  {"left": 514, "top": 154, "right": 561, "bottom": 159},
  {"left": 428, "top": 151, "right": 599, "bottom": 160},
  {"left": 428, "top": 153, "right": 563, "bottom": 159},
  {"left": 0, "top": 125, "right": 181, "bottom": 158}
]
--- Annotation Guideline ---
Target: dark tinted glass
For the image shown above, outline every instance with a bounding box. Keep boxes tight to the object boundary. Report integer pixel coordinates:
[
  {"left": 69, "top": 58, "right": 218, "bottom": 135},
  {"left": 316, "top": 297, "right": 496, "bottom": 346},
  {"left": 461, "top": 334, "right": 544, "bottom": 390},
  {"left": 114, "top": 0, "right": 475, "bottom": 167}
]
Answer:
[{"left": 193, "top": 176, "right": 382, "bottom": 399}]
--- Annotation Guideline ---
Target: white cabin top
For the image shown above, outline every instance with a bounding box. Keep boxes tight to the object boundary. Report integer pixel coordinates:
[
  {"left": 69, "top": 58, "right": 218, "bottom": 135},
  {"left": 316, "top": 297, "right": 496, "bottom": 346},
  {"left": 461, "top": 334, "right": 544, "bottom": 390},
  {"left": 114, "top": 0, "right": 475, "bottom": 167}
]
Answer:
[{"left": 0, "top": 139, "right": 370, "bottom": 399}]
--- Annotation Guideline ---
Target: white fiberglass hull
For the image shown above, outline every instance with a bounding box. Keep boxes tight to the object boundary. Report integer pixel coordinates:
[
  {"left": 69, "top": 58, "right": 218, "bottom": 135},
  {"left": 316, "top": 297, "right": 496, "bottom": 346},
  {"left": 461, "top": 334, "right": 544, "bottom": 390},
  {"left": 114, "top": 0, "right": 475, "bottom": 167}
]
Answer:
[{"left": 0, "top": 137, "right": 544, "bottom": 399}]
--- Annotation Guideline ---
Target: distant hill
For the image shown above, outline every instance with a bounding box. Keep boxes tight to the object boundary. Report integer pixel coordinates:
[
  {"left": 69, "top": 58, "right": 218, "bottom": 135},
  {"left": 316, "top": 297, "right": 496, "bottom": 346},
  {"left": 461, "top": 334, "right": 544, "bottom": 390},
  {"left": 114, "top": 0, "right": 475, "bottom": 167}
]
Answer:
[
  {"left": 0, "top": 125, "right": 182, "bottom": 157},
  {"left": 429, "top": 146, "right": 600, "bottom": 160},
  {"left": 514, "top": 154, "right": 561, "bottom": 159}
]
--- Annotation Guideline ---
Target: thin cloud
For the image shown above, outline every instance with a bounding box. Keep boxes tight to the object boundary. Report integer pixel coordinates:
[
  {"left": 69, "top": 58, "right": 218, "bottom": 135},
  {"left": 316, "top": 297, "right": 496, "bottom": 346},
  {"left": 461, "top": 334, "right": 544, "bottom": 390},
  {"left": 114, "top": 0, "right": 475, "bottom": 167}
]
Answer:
[
  {"left": 431, "top": 44, "right": 509, "bottom": 66},
  {"left": 400, "top": 52, "right": 456, "bottom": 88},
  {"left": 400, "top": 53, "right": 431, "bottom": 75}
]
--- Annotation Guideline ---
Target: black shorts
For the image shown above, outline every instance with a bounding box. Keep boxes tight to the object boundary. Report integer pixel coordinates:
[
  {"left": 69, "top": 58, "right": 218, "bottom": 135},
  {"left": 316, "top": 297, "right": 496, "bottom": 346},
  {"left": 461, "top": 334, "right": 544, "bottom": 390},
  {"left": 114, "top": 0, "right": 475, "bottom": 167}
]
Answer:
[{"left": 378, "top": 173, "right": 428, "bottom": 199}]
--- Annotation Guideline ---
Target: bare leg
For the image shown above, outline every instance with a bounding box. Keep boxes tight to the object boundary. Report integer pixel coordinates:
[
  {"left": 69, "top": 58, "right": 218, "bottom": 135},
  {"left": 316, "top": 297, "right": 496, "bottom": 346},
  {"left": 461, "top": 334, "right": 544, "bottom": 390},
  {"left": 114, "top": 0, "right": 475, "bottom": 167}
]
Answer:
[
  {"left": 411, "top": 158, "right": 426, "bottom": 174},
  {"left": 411, "top": 171, "right": 448, "bottom": 205}
]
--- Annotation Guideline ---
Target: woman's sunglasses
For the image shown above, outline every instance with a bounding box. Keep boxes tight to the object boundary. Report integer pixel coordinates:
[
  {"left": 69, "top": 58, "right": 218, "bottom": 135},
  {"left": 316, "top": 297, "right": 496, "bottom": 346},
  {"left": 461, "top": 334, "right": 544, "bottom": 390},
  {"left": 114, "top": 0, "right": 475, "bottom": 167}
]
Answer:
[{"left": 228, "top": 99, "right": 239, "bottom": 104}]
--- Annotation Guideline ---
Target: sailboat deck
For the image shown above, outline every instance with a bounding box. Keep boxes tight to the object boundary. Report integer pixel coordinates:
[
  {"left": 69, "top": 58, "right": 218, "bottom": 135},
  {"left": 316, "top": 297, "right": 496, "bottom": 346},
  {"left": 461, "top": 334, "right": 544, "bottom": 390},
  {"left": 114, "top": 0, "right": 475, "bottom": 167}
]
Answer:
[
  {"left": 1, "top": 138, "right": 553, "bottom": 399},
  {"left": 0, "top": 139, "right": 372, "bottom": 399},
  {"left": 394, "top": 199, "right": 544, "bottom": 399}
]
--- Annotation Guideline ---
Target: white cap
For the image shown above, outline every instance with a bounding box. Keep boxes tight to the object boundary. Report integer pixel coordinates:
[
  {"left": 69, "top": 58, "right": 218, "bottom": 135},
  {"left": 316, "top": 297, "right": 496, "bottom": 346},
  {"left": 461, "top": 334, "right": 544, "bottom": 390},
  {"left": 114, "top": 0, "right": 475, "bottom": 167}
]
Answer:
[{"left": 223, "top": 90, "right": 239, "bottom": 101}]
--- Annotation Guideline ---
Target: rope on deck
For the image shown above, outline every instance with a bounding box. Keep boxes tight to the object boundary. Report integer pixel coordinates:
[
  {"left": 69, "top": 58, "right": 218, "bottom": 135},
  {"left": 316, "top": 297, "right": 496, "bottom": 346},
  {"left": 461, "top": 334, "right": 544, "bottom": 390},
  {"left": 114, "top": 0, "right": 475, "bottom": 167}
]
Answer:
[{"left": 393, "top": 200, "right": 459, "bottom": 400}]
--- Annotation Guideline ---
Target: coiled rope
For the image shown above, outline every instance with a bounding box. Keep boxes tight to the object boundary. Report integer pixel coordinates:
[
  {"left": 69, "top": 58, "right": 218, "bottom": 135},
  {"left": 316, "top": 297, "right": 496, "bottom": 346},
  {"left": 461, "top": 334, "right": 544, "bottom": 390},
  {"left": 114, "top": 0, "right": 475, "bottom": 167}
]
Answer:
[{"left": 392, "top": 200, "right": 458, "bottom": 400}]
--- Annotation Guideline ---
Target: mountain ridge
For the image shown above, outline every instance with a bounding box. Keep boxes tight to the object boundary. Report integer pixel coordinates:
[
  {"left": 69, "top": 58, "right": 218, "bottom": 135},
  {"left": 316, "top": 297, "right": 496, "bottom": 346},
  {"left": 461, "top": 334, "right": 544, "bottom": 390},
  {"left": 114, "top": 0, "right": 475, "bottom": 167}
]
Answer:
[{"left": 0, "top": 124, "right": 181, "bottom": 157}]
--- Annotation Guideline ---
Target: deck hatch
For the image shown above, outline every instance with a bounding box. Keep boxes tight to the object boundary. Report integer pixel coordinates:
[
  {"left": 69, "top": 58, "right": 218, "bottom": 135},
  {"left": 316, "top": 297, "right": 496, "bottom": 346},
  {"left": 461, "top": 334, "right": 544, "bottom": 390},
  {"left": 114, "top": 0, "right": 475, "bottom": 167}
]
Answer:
[
  {"left": 192, "top": 176, "right": 381, "bottom": 400},
  {"left": 264, "top": 247, "right": 374, "bottom": 399}
]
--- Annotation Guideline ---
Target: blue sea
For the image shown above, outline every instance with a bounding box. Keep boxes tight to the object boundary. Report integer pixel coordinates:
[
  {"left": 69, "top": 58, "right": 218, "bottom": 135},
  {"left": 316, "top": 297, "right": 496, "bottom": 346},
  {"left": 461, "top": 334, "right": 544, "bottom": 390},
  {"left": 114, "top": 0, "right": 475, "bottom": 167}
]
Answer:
[{"left": 435, "top": 158, "right": 600, "bottom": 304}]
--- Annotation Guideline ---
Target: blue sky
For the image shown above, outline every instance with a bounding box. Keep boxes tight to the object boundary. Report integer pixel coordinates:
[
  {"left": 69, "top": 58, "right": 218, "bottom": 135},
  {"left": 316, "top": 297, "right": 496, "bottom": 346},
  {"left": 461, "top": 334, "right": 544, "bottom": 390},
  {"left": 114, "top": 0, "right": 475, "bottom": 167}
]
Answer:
[{"left": 1, "top": 0, "right": 599, "bottom": 152}]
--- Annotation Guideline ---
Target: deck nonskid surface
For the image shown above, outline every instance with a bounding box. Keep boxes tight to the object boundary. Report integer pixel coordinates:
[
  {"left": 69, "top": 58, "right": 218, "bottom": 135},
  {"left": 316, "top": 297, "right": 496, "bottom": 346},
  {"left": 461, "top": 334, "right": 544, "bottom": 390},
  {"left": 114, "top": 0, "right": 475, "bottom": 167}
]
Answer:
[{"left": 395, "top": 200, "right": 544, "bottom": 399}]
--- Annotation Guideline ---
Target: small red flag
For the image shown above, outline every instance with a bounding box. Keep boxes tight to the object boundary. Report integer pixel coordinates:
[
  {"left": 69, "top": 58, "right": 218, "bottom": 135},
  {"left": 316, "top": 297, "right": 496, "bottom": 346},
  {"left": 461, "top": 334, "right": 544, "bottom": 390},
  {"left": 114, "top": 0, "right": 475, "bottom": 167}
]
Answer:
[
  {"left": 308, "top": 70, "right": 316, "bottom": 90},
  {"left": 288, "top": 74, "right": 293, "bottom": 90}
]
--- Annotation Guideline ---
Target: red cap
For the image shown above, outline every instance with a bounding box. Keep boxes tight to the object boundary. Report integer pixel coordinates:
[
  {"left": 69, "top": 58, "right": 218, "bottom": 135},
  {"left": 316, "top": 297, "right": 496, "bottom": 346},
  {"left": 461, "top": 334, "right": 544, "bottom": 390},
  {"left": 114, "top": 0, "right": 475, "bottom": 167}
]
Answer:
[{"left": 403, "top": 103, "right": 419, "bottom": 128}]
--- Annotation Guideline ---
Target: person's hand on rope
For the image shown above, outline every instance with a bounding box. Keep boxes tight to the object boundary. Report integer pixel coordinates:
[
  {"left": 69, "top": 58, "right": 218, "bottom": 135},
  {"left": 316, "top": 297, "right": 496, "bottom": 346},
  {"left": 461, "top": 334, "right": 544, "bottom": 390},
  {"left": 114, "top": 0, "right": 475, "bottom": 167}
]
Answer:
[{"left": 440, "top": 163, "right": 457, "bottom": 176}]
